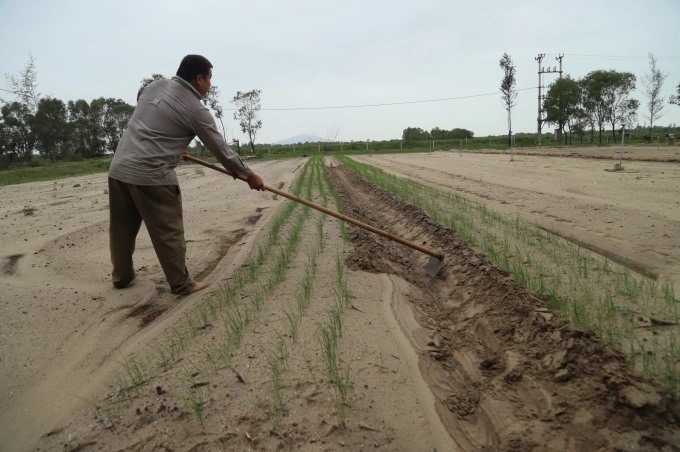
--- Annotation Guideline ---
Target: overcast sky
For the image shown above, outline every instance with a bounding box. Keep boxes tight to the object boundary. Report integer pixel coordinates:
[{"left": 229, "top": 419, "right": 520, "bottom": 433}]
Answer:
[{"left": 1, "top": 0, "right": 679, "bottom": 144}]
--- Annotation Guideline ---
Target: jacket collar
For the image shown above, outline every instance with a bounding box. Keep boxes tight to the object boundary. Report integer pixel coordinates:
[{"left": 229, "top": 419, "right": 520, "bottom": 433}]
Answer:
[{"left": 172, "top": 76, "right": 203, "bottom": 99}]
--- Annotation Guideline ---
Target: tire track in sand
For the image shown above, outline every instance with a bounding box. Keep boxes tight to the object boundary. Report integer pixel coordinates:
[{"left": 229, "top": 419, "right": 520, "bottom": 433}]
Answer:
[{"left": 379, "top": 273, "right": 458, "bottom": 451}]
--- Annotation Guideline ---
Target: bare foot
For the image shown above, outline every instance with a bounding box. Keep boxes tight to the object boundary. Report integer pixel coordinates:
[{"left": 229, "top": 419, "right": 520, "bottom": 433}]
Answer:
[
  {"left": 113, "top": 272, "right": 137, "bottom": 289},
  {"left": 187, "top": 280, "right": 210, "bottom": 294}
]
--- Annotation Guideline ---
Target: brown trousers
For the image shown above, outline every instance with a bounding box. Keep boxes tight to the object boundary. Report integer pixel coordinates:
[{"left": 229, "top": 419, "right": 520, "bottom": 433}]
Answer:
[{"left": 108, "top": 177, "right": 194, "bottom": 294}]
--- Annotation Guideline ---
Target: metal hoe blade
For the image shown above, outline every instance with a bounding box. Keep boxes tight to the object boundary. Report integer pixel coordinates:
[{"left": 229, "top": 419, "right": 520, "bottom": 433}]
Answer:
[{"left": 424, "top": 256, "right": 444, "bottom": 277}]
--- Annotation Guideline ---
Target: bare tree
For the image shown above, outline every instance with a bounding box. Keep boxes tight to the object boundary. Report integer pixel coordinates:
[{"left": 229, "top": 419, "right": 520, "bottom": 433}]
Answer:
[
  {"left": 232, "top": 89, "right": 262, "bottom": 154},
  {"left": 4, "top": 53, "right": 40, "bottom": 113},
  {"left": 319, "top": 125, "right": 340, "bottom": 154},
  {"left": 204, "top": 85, "right": 226, "bottom": 139},
  {"left": 642, "top": 53, "right": 668, "bottom": 142},
  {"left": 499, "top": 53, "right": 518, "bottom": 160}
]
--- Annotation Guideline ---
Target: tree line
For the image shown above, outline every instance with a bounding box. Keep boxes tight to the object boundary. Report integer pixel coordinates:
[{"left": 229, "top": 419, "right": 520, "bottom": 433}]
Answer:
[
  {"left": 402, "top": 126, "right": 474, "bottom": 141},
  {"left": 4, "top": 54, "right": 678, "bottom": 168},
  {"left": 1, "top": 56, "right": 265, "bottom": 167},
  {"left": 0, "top": 56, "right": 135, "bottom": 166},
  {"left": 512, "top": 53, "right": 679, "bottom": 145}
]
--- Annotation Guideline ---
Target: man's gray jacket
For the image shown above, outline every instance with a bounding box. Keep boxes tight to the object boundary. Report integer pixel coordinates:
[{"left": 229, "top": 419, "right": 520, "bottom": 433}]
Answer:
[{"left": 109, "top": 76, "right": 252, "bottom": 185}]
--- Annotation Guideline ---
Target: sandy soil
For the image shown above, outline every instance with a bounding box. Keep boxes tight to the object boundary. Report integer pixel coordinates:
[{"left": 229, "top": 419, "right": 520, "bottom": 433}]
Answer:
[
  {"left": 1, "top": 147, "right": 679, "bottom": 450},
  {"left": 0, "top": 159, "right": 302, "bottom": 449},
  {"left": 354, "top": 146, "right": 680, "bottom": 287}
]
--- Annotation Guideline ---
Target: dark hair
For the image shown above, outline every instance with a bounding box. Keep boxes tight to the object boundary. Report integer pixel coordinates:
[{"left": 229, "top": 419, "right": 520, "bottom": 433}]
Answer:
[{"left": 176, "top": 55, "right": 213, "bottom": 82}]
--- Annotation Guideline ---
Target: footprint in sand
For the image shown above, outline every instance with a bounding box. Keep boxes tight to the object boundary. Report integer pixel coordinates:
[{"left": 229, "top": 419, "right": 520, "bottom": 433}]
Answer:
[{"left": 3, "top": 254, "right": 24, "bottom": 275}]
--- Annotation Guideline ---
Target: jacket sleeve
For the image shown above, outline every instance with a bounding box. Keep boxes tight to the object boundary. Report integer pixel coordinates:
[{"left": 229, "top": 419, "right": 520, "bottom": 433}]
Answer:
[{"left": 191, "top": 107, "right": 253, "bottom": 180}]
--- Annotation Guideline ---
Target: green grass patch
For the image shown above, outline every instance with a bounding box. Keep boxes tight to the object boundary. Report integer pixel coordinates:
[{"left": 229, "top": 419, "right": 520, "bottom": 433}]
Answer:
[{"left": 0, "top": 157, "right": 112, "bottom": 186}]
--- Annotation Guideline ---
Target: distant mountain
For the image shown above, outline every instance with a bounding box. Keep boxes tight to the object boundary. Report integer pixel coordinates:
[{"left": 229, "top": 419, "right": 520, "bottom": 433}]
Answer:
[{"left": 274, "top": 133, "right": 323, "bottom": 145}]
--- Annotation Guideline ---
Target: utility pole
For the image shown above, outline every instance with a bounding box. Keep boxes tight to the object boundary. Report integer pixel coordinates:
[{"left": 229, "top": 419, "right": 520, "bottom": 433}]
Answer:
[{"left": 535, "top": 53, "right": 564, "bottom": 146}]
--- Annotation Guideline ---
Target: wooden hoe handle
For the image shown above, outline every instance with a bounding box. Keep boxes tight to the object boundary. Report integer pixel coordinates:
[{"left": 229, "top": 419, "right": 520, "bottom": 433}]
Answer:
[{"left": 182, "top": 154, "right": 444, "bottom": 260}]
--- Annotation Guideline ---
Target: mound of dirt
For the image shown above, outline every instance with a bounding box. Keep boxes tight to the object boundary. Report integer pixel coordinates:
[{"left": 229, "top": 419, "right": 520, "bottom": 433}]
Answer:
[{"left": 327, "top": 163, "right": 680, "bottom": 450}]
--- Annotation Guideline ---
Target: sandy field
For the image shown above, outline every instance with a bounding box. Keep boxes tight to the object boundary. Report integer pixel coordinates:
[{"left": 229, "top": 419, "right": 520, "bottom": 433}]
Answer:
[
  {"left": 1, "top": 146, "right": 679, "bottom": 450},
  {"left": 354, "top": 146, "right": 680, "bottom": 288}
]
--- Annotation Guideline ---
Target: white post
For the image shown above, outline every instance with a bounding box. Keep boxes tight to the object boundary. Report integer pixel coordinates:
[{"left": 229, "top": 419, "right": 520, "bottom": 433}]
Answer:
[
  {"left": 619, "top": 125, "right": 624, "bottom": 167},
  {"left": 465, "top": 137, "right": 467, "bottom": 149}
]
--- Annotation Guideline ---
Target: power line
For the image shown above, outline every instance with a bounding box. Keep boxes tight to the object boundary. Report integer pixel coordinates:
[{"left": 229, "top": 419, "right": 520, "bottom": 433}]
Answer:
[
  {"left": 1, "top": 85, "right": 540, "bottom": 111},
  {"left": 548, "top": 53, "right": 680, "bottom": 60},
  {"left": 260, "top": 87, "right": 537, "bottom": 111}
]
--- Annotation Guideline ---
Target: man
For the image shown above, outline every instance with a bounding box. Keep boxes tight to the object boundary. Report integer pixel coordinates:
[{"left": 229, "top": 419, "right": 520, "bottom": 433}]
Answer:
[{"left": 108, "top": 54, "right": 264, "bottom": 295}]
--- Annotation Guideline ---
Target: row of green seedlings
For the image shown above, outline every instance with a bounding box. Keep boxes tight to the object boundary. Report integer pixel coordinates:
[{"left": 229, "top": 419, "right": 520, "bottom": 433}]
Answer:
[
  {"left": 320, "top": 157, "right": 351, "bottom": 242},
  {"left": 266, "top": 155, "right": 354, "bottom": 428},
  {"left": 313, "top": 157, "right": 354, "bottom": 426},
  {"left": 318, "top": 253, "right": 354, "bottom": 427},
  {"left": 337, "top": 155, "right": 679, "bottom": 394},
  {"left": 180, "top": 162, "right": 318, "bottom": 425},
  {"left": 265, "top": 157, "right": 324, "bottom": 425},
  {"left": 473, "top": 186, "right": 679, "bottom": 390},
  {"left": 189, "top": 156, "right": 342, "bottom": 425},
  {"left": 105, "top": 160, "right": 314, "bottom": 424}
]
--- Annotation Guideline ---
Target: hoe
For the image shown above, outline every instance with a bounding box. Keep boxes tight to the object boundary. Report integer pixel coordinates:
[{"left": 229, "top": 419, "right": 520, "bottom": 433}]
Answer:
[{"left": 182, "top": 154, "right": 445, "bottom": 277}]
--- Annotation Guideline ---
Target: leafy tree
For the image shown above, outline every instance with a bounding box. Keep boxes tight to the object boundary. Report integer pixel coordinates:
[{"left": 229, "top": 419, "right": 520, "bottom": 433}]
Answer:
[
  {"left": 429, "top": 127, "right": 474, "bottom": 140},
  {"left": 402, "top": 127, "right": 430, "bottom": 141},
  {"left": 580, "top": 72, "right": 607, "bottom": 144},
  {"left": 605, "top": 73, "right": 636, "bottom": 140},
  {"left": 87, "top": 98, "right": 108, "bottom": 156},
  {"left": 0, "top": 102, "right": 34, "bottom": 162},
  {"left": 570, "top": 104, "right": 591, "bottom": 145},
  {"left": 642, "top": 54, "right": 668, "bottom": 142},
  {"left": 90, "top": 97, "right": 134, "bottom": 152},
  {"left": 543, "top": 76, "right": 581, "bottom": 144},
  {"left": 499, "top": 53, "right": 518, "bottom": 157},
  {"left": 105, "top": 99, "right": 134, "bottom": 151},
  {"left": 450, "top": 128, "right": 474, "bottom": 139},
  {"left": 617, "top": 98, "right": 639, "bottom": 133},
  {"left": 429, "top": 127, "right": 447, "bottom": 140},
  {"left": 232, "top": 89, "right": 262, "bottom": 154},
  {"left": 669, "top": 82, "right": 680, "bottom": 107},
  {"left": 67, "top": 99, "right": 106, "bottom": 158},
  {"left": 33, "top": 97, "right": 69, "bottom": 161},
  {"left": 581, "top": 70, "right": 611, "bottom": 143},
  {"left": 581, "top": 70, "right": 636, "bottom": 144}
]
